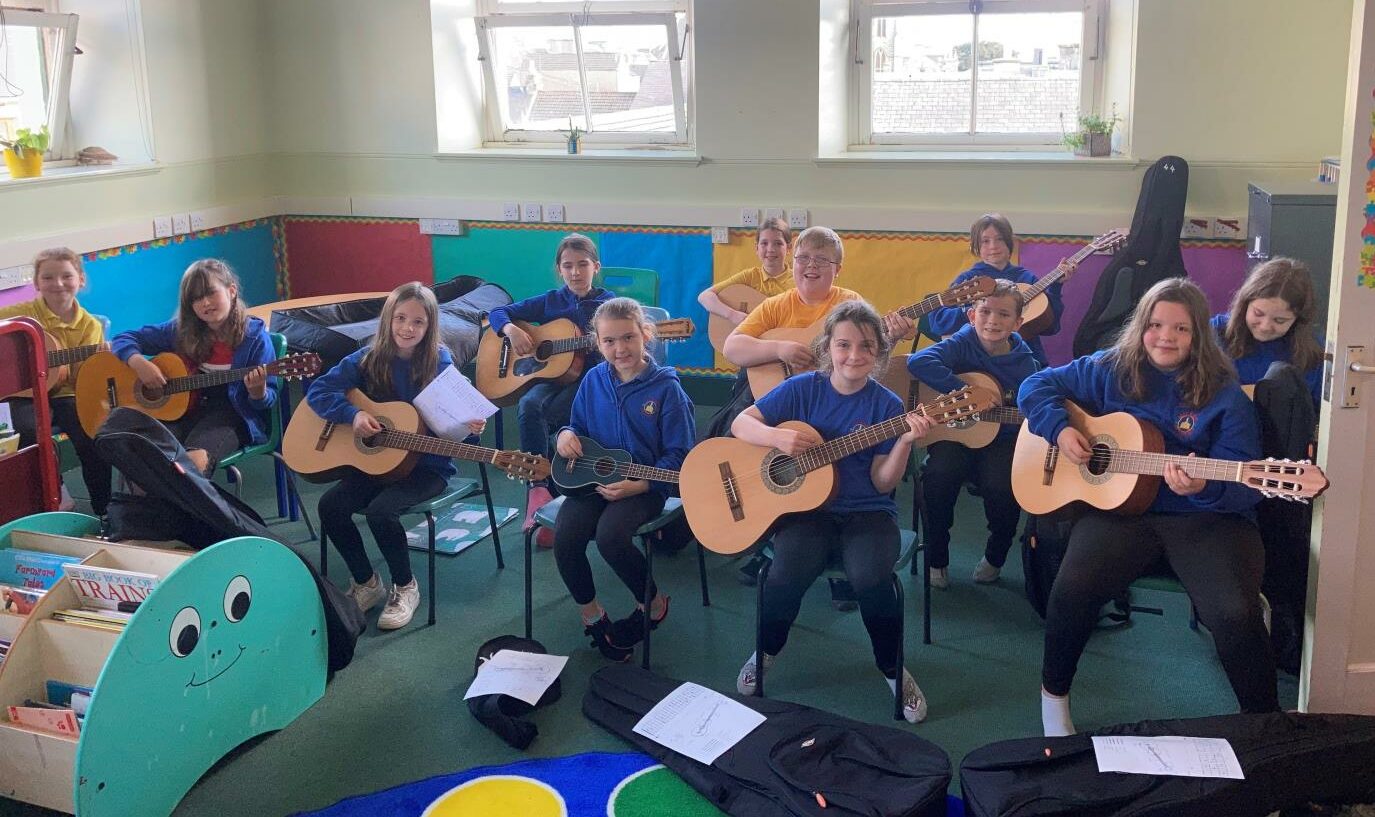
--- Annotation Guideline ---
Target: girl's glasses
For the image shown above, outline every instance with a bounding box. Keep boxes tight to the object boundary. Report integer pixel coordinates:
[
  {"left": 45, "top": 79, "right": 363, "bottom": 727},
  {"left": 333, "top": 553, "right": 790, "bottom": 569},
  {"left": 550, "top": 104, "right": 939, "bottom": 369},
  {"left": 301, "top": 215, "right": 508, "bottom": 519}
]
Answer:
[{"left": 794, "top": 255, "right": 839, "bottom": 270}]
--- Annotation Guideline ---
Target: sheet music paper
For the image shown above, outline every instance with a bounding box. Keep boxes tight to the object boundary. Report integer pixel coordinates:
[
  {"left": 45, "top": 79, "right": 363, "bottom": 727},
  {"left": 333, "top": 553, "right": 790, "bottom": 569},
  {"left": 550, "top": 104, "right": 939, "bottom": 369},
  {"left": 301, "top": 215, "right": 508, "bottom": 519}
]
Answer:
[
  {"left": 633, "top": 682, "right": 766, "bottom": 765},
  {"left": 462, "top": 649, "right": 568, "bottom": 706},
  {"left": 413, "top": 366, "right": 498, "bottom": 440},
  {"left": 1091, "top": 735, "right": 1245, "bottom": 779}
]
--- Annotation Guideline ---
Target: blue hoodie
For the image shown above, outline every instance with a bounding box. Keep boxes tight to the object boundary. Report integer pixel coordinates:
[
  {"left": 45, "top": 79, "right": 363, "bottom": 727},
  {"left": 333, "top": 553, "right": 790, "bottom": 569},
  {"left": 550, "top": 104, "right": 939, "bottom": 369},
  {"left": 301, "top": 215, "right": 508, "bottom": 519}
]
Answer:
[
  {"left": 1017, "top": 352, "right": 1262, "bottom": 517},
  {"left": 1209, "top": 314, "right": 1322, "bottom": 410},
  {"left": 907, "top": 324, "right": 1040, "bottom": 441},
  {"left": 563, "top": 359, "right": 696, "bottom": 498},
  {"left": 306, "top": 345, "right": 457, "bottom": 478},
  {"left": 487, "top": 286, "right": 613, "bottom": 336},
  {"left": 112, "top": 315, "right": 278, "bottom": 446},
  {"left": 927, "top": 262, "right": 1063, "bottom": 366}
]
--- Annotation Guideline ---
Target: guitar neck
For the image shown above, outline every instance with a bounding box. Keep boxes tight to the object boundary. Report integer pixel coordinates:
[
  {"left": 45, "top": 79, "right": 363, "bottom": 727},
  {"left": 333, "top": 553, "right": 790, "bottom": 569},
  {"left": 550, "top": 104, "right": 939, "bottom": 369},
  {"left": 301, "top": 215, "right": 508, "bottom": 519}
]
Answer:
[
  {"left": 542, "top": 321, "right": 685, "bottom": 357},
  {"left": 373, "top": 428, "right": 502, "bottom": 466},
  {"left": 894, "top": 292, "right": 949, "bottom": 321},
  {"left": 619, "top": 462, "right": 680, "bottom": 484},
  {"left": 794, "top": 402, "right": 944, "bottom": 473},
  {"left": 1076, "top": 448, "right": 1243, "bottom": 483},
  {"left": 48, "top": 343, "right": 103, "bottom": 367},
  {"left": 1020, "top": 240, "right": 1100, "bottom": 302},
  {"left": 980, "top": 406, "right": 1024, "bottom": 425}
]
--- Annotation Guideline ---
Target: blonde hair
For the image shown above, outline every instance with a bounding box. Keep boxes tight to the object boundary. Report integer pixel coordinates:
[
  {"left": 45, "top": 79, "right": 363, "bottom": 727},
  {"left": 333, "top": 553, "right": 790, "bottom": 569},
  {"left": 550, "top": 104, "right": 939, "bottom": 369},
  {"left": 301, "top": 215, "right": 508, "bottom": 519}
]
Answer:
[
  {"left": 970, "top": 213, "right": 1015, "bottom": 257},
  {"left": 361, "top": 282, "right": 442, "bottom": 397},
  {"left": 813, "top": 299, "right": 892, "bottom": 377},
  {"left": 1223, "top": 257, "right": 1321, "bottom": 372},
  {"left": 176, "top": 259, "right": 247, "bottom": 360},
  {"left": 795, "top": 226, "right": 844, "bottom": 265},
  {"left": 31, "top": 247, "right": 86, "bottom": 287},
  {"left": 977, "top": 279, "right": 1025, "bottom": 317},
  {"left": 1102, "top": 277, "right": 1235, "bottom": 408}
]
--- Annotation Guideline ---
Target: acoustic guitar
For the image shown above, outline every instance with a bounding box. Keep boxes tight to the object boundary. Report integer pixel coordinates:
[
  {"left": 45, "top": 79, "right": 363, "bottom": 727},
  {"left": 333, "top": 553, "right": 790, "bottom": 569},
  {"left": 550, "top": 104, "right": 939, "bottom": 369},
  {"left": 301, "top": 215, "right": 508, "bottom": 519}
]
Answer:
[
  {"left": 282, "top": 390, "right": 549, "bottom": 484},
  {"left": 745, "top": 277, "right": 996, "bottom": 400},
  {"left": 74, "top": 351, "right": 323, "bottom": 437},
  {"left": 475, "top": 317, "right": 696, "bottom": 405},
  {"left": 4, "top": 330, "right": 105, "bottom": 399},
  {"left": 707, "top": 284, "right": 769, "bottom": 354},
  {"left": 1009, "top": 400, "right": 1329, "bottom": 516},
  {"left": 550, "top": 435, "right": 680, "bottom": 495},
  {"left": 680, "top": 385, "right": 996, "bottom": 555},
  {"left": 1016, "top": 228, "right": 1128, "bottom": 337},
  {"left": 878, "top": 370, "right": 1023, "bottom": 449}
]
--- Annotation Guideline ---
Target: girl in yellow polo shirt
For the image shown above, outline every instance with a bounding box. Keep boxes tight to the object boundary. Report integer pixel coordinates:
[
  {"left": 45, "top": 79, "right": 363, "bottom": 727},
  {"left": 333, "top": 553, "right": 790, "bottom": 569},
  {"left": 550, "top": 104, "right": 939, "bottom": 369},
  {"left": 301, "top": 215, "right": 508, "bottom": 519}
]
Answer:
[{"left": 0, "top": 248, "right": 110, "bottom": 515}]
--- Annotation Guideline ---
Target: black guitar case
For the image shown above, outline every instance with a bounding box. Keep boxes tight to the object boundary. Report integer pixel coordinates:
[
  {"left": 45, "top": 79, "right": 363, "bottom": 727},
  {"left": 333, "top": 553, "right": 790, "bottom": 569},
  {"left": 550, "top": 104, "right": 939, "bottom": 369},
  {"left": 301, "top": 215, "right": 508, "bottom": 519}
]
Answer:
[
  {"left": 584, "top": 664, "right": 951, "bottom": 817},
  {"left": 1072, "top": 156, "right": 1190, "bottom": 357}
]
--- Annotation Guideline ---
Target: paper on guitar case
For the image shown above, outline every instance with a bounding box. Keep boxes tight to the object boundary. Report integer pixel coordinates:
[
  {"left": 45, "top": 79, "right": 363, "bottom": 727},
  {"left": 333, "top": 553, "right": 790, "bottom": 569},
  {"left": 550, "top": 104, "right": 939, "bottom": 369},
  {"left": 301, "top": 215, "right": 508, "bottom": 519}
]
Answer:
[
  {"left": 1091, "top": 735, "right": 1244, "bottom": 779},
  {"left": 633, "top": 682, "right": 766, "bottom": 765},
  {"left": 414, "top": 366, "right": 498, "bottom": 440},
  {"left": 463, "top": 649, "right": 568, "bottom": 706}
]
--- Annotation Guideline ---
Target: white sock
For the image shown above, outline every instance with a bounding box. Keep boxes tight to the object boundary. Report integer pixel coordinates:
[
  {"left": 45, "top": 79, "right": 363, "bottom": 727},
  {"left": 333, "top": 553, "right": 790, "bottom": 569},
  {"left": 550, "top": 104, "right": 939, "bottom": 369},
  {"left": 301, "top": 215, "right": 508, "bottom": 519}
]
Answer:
[{"left": 1041, "top": 688, "right": 1075, "bottom": 737}]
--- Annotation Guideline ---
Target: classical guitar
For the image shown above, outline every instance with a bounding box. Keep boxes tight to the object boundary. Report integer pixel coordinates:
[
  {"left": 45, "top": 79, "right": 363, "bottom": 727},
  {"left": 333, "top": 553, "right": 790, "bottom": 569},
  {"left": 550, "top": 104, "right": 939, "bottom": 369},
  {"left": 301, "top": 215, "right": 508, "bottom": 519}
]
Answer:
[
  {"left": 1009, "top": 400, "right": 1330, "bottom": 516},
  {"left": 550, "top": 435, "right": 680, "bottom": 495},
  {"left": 1016, "top": 228, "right": 1128, "bottom": 337},
  {"left": 746, "top": 277, "right": 996, "bottom": 400},
  {"left": 680, "top": 385, "right": 997, "bottom": 555},
  {"left": 475, "top": 317, "right": 696, "bottom": 405},
  {"left": 4, "top": 330, "right": 106, "bottom": 399},
  {"left": 282, "top": 390, "right": 549, "bottom": 483},
  {"left": 707, "top": 284, "right": 769, "bottom": 355},
  {"left": 878, "top": 370, "right": 1023, "bottom": 449},
  {"left": 74, "top": 351, "right": 323, "bottom": 437}
]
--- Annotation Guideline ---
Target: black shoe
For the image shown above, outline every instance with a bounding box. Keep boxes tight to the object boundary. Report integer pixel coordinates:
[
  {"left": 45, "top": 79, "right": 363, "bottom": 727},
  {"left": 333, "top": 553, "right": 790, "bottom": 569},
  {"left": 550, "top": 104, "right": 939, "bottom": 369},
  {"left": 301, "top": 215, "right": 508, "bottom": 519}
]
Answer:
[
  {"left": 608, "top": 597, "right": 671, "bottom": 649},
  {"left": 829, "top": 577, "right": 858, "bottom": 612},
  {"left": 584, "top": 615, "right": 633, "bottom": 662},
  {"left": 737, "top": 553, "right": 766, "bottom": 586}
]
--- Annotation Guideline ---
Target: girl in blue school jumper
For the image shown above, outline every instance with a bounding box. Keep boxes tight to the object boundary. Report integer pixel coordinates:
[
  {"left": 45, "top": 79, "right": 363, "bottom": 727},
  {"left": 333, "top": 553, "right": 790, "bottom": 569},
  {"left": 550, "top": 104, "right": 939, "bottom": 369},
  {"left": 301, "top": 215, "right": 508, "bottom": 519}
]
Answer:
[
  {"left": 113, "top": 259, "right": 276, "bottom": 472},
  {"left": 487, "top": 233, "right": 614, "bottom": 544},
  {"left": 1018, "top": 277, "right": 1276, "bottom": 737},
  {"left": 552, "top": 297, "right": 695, "bottom": 662},
  {"left": 1213, "top": 256, "right": 1323, "bottom": 410},
  {"left": 927, "top": 213, "right": 1075, "bottom": 367},
  {"left": 908, "top": 280, "right": 1039, "bottom": 589},
  {"left": 307, "top": 282, "right": 485, "bottom": 631},
  {"left": 731, "top": 299, "right": 936, "bottom": 723}
]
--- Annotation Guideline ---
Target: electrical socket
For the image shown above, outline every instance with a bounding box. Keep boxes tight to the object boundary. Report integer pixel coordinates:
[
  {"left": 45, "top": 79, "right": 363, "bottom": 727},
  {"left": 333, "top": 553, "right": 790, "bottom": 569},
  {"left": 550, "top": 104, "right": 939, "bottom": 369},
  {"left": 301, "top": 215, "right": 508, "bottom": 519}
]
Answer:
[
  {"left": 763, "top": 208, "right": 784, "bottom": 223},
  {"left": 1181, "top": 217, "right": 1212, "bottom": 239},
  {"left": 522, "top": 203, "right": 543, "bottom": 222},
  {"left": 0, "top": 265, "right": 32, "bottom": 291},
  {"left": 501, "top": 203, "right": 520, "bottom": 221},
  {"left": 787, "top": 208, "right": 809, "bottom": 230},
  {"left": 739, "top": 208, "right": 759, "bottom": 229},
  {"left": 189, "top": 212, "right": 208, "bottom": 232},
  {"left": 419, "top": 218, "right": 464, "bottom": 236},
  {"left": 1212, "top": 217, "right": 1243, "bottom": 239},
  {"left": 153, "top": 216, "right": 173, "bottom": 239},
  {"left": 711, "top": 227, "right": 730, "bottom": 244},
  {"left": 172, "top": 214, "right": 191, "bottom": 235},
  {"left": 544, "top": 203, "right": 565, "bottom": 223}
]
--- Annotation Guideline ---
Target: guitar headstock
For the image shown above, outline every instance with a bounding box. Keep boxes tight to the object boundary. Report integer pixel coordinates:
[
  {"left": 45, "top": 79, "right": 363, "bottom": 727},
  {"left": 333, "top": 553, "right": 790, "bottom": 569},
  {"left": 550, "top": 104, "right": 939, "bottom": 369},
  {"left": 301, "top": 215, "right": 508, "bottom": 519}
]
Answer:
[
  {"left": 270, "top": 352, "right": 324, "bottom": 381},
  {"left": 1241, "top": 458, "right": 1329, "bottom": 503},
  {"left": 493, "top": 450, "right": 552, "bottom": 483},
  {"left": 654, "top": 318, "right": 697, "bottom": 341},
  {"left": 919, "top": 384, "right": 999, "bottom": 424},
  {"left": 939, "top": 276, "right": 997, "bottom": 308},
  {"left": 1089, "top": 228, "right": 1129, "bottom": 255}
]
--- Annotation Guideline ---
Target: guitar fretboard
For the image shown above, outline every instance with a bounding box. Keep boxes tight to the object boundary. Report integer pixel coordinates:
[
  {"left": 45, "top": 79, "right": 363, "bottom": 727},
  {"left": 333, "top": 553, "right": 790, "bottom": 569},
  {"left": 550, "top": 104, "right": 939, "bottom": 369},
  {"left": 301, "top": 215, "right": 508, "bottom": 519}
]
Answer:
[
  {"left": 893, "top": 292, "right": 948, "bottom": 321},
  {"left": 979, "top": 406, "right": 1024, "bottom": 425},
  {"left": 49, "top": 343, "right": 102, "bottom": 367},
  {"left": 1021, "top": 237, "right": 1107, "bottom": 302},
  {"left": 534, "top": 321, "right": 689, "bottom": 357},
  {"left": 1046, "top": 446, "right": 1243, "bottom": 482},
  {"left": 580, "top": 458, "right": 681, "bottom": 484},
  {"left": 373, "top": 428, "right": 501, "bottom": 465},
  {"left": 793, "top": 396, "right": 972, "bottom": 473}
]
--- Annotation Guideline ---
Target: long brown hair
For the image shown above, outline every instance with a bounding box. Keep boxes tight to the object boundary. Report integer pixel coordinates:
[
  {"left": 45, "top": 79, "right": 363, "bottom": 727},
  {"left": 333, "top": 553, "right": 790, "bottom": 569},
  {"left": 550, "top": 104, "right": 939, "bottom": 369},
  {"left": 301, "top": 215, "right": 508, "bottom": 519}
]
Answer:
[
  {"left": 1223, "top": 257, "right": 1322, "bottom": 372},
  {"left": 176, "top": 259, "right": 247, "bottom": 361},
  {"left": 813, "top": 299, "right": 892, "bottom": 377},
  {"left": 1102, "top": 277, "right": 1235, "bottom": 408},
  {"left": 361, "top": 282, "right": 442, "bottom": 397}
]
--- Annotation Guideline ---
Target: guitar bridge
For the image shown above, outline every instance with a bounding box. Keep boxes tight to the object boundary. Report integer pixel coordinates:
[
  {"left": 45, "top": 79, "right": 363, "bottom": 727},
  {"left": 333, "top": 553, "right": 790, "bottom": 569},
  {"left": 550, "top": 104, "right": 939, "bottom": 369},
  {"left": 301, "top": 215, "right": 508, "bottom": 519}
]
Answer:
[
  {"left": 316, "top": 421, "right": 337, "bottom": 452},
  {"left": 1042, "top": 446, "right": 1058, "bottom": 487},
  {"left": 104, "top": 377, "right": 119, "bottom": 410},
  {"left": 497, "top": 337, "right": 511, "bottom": 378},
  {"left": 718, "top": 461, "right": 744, "bottom": 522}
]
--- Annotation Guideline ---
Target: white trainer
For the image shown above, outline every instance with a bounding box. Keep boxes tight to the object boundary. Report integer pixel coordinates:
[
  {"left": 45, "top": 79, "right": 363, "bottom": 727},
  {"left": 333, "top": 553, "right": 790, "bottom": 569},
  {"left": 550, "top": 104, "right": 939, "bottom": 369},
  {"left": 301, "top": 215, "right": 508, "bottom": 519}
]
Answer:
[
  {"left": 347, "top": 574, "right": 387, "bottom": 614},
  {"left": 928, "top": 566, "right": 949, "bottom": 590},
  {"left": 378, "top": 579, "right": 421, "bottom": 630},
  {"left": 736, "top": 651, "right": 776, "bottom": 696},
  {"left": 889, "top": 668, "right": 929, "bottom": 724},
  {"left": 972, "top": 557, "right": 1001, "bottom": 584}
]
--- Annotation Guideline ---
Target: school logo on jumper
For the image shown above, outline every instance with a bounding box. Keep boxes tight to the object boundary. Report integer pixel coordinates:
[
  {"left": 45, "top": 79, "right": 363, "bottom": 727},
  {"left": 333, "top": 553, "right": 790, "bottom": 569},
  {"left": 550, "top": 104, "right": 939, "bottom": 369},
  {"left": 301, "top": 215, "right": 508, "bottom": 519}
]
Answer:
[
  {"left": 641, "top": 400, "right": 658, "bottom": 416},
  {"left": 851, "top": 421, "right": 868, "bottom": 433},
  {"left": 1175, "top": 412, "right": 1197, "bottom": 435}
]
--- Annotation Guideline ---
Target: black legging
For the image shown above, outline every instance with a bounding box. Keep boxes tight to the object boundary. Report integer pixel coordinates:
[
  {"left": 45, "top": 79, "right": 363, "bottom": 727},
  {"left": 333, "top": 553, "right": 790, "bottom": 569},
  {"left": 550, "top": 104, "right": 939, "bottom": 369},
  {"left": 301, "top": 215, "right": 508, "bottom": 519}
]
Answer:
[
  {"left": 553, "top": 491, "right": 665, "bottom": 606},
  {"left": 165, "top": 388, "right": 251, "bottom": 470},
  {"left": 921, "top": 437, "right": 1021, "bottom": 568},
  {"left": 1043, "top": 510, "right": 1278, "bottom": 713},
  {"left": 319, "top": 468, "right": 448, "bottom": 586},
  {"left": 10, "top": 395, "right": 112, "bottom": 516},
  {"left": 761, "top": 510, "right": 903, "bottom": 677}
]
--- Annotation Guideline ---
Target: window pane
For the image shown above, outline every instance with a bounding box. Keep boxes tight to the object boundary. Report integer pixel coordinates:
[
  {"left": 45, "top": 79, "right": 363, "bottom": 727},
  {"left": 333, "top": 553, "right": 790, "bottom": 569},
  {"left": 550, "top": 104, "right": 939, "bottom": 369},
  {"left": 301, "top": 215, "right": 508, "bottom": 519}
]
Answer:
[
  {"left": 974, "top": 12, "right": 1081, "bottom": 134},
  {"left": 0, "top": 26, "right": 52, "bottom": 145},
  {"left": 870, "top": 14, "right": 972, "bottom": 135},
  {"left": 577, "top": 23, "right": 675, "bottom": 133},
  {"left": 490, "top": 25, "right": 589, "bottom": 131}
]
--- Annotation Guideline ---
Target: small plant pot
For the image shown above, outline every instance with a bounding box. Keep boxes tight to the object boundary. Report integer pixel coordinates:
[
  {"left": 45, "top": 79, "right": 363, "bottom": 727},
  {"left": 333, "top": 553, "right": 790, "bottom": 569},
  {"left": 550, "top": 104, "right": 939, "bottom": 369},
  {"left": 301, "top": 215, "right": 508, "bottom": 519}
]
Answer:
[
  {"left": 3, "top": 148, "right": 44, "bottom": 178},
  {"left": 567, "top": 136, "right": 581, "bottom": 155},
  {"left": 1073, "top": 132, "right": 1111, "bottom": 158}
]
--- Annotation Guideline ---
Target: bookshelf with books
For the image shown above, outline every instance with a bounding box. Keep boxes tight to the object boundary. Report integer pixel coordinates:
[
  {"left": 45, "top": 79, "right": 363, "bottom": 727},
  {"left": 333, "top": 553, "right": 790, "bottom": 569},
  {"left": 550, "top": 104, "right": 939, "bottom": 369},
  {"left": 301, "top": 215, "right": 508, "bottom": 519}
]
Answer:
[{"left": 0, "top": 512, "right": 328, "bottom": 816}]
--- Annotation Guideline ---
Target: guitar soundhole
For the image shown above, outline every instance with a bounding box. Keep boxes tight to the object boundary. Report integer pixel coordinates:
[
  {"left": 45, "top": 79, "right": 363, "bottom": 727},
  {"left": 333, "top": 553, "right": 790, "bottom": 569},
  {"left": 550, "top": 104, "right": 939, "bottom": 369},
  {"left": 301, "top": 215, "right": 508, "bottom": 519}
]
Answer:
[
  {"left": 136, "top": 382, "right": 168, "bottom": 407},
  {"left": 1084, "top": 442, "right": 1113, "bottom": 480},
  {"left": 760, "top": 452, "right": 803, "bottom": 495},
  {"left": 513, "top": 357, "right": 549, "bottom": 378},
  {"left": 353, "top": 417, "right": 394, "bottom": 456},
  {"left": 592, "top": 457, "right": 616, "bottom": 479},
  {"left": 534, "top": 340, "right": 555, "bottom": 361}
]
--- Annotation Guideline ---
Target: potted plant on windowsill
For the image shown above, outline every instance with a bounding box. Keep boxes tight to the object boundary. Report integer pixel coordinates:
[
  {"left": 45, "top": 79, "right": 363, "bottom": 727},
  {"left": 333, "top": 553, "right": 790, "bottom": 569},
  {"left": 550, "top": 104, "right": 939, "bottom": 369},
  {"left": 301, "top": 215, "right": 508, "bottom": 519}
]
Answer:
[
  {"left": 1060, "top": 108, "right": 1119, "bottom": 158},
  {"left": 1, "top": 126, "right": 50, "bottom": 179},
  {"left": 566, "top": 118, "right": 584, "bottom": 155}
]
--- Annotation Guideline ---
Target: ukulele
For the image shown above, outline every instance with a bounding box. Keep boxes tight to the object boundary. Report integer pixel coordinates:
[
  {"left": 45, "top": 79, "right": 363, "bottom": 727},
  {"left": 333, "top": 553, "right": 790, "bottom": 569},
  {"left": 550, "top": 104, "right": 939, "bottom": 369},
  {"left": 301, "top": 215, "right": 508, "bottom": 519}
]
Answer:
[
  {"left": 74, "top": 351, "right": 323, "bottom": 437},
  {"left": 680, "top": 385, "right": 997, "bottom": 555},
  {"left": 707, "top": 284, "right": 769, "bottom": 354},
  {"left": 878, "top": 370, "right": 1023, "bottom": 449},
  {"left": 1016, "top": 228, "right": 1128, "bottom": 337},
  {"left": 1009, "top": 400, "right": 1329, "bottom": 516},
  {"left": 282, "top": 390, "right": 549, "bottom": 483},
  {"left": 550, "top": 435, "right": 680, "bottom": 495},
  {"left": 475, "top": 317, "right": 695, "bottom": 405},
  {"left": 745, "top": 277, "right": 996, "bottom": 400}
]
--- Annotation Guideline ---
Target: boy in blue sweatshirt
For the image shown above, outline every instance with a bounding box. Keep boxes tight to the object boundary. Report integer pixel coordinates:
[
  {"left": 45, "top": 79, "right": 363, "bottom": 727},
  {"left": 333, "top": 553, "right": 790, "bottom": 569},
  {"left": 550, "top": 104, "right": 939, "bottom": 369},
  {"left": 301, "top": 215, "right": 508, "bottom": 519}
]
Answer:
[
  {"left": 553, "top": 298, "right": 696, "bottom": 662},
  {"left": 908, "top": 280, "right": 1039, "bottom": 588},
  {"left": 1016, "top": 278, "right": 1275, "bottom": 737}
]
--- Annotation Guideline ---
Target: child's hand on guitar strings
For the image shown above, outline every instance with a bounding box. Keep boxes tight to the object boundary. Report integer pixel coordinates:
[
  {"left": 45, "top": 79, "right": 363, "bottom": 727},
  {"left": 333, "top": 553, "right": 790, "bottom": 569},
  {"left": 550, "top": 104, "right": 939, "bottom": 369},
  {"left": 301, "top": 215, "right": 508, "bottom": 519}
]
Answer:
[
  {"left": 775, "top": 341, "right": 816, "bottom": 370},
  {"left": 128, "top": 355, "right": 167, "bottom": 388},
  {"left": 1056, "top": 427, "right": 1093, "bottom": 465},
  {"left": 773, "top": 425, "right": 823, "bottom": 456},
  {"left": 1056, "top": 257, "right": 1080, "bottom": 281},
  {"left": 352, "top": 410, "right": 383, "bottom": 437},
  {"left": 898, "top": 412, "right": 935, "bottom": 444},
  {"left": 502, "top": 323, "right": 535, "bottom": 356},
  {"left": 555, "top": 430, "right": 583, "bottom": 459},
  {"left": 882, "top": 311, "right": 917, "bottom": 341},
  {"left": 596, "top": 479, "right": 648, "bottom": 501},
  {"left": 243, "top": 365, "right": 268, "bottom": 400},
  {"left": 1163, "top": 453, "right": 1207, "bottom": 496}
]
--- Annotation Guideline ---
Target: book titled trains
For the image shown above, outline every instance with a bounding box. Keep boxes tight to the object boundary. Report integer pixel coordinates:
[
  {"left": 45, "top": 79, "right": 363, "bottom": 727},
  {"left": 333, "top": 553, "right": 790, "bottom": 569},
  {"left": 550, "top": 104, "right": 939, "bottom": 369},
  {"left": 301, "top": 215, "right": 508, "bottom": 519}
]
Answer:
[{"left": 60, "top": 564, "right": 159, "bottom": 611}]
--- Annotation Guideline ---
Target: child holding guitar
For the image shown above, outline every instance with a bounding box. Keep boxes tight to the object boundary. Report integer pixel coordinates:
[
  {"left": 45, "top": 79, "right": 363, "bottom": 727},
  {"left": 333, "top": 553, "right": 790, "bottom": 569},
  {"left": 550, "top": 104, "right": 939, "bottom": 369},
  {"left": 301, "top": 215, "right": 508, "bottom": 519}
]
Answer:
[
  {"left": 307, "top": 282, "right": 486, "bottom": 630},
  {"left": 730, "top": 299, "right": 935, "bottom": 723},
  {"left": 0, "top": 248, "right": 111, "bottom": 516},
  {"left": 907, "top": 280, "right": 1038, "bottom": 588},
  {"left": 552, "top": 298, "right": 695, "bottom": 662},
  {"left": 487, "top": 234, "right": 613, "bottom": 546},
  {"left": 111, "top": 259, "right": 275, "bottom": 475},
  {"left": 698, "top": 216, "right": 794, "bottom": 339},
  {"left": 1017, "top": 278, "right": 1276, "bottom": 736}
]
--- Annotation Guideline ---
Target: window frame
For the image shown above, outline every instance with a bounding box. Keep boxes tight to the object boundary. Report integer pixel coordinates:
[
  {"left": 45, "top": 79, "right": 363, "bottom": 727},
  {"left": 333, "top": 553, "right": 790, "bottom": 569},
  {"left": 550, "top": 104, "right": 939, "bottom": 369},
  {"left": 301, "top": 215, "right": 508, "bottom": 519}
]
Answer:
[
  {"left": 851, "top": 0, "right": 1106, "bottom": 149},
  {"left": 473, "top": 1, "right": 693, "bottom": 147},
  {"left": 0, "top": 9, "right": 80, "bottom": 162}
]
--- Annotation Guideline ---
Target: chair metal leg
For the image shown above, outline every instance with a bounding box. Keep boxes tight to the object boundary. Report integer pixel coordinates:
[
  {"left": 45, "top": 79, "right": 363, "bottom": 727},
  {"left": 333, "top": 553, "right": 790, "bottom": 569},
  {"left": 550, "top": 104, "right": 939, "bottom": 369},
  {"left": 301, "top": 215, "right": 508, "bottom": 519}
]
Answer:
[
  {"left": 273, "top": 454, "right": 289, "bottom": 519},
  {"left": 427, "top": 511, "right": 437, "bottom": 627},
  {"left": 696, "top": 543, "right": 711, "bottom": 607},
  {"left": 524, "top": 526, "right": 535, "bottom": 640},
  {"left": 893, "top": 573, "right": 906, "bottom": 721},
  {"left": 640, "top": 533, "right": 653, "bottom": 670},
  {"left": 227, "top": 466, "right": 243, "bottom": 499},
  {"left": 319, "top": 530, "right": 328, "bottom": 578},
  {"left": 273, "top": 452, "right": 317, "bottom": 541},
  {"left": 922, "top": 542, "right": 932, "bottom": 645},
  {"left": 478, "top": 464, "right": 504, "bottom": 569},
  {"left": 755, "top": 558, "right": 771, "bottom": 697}
]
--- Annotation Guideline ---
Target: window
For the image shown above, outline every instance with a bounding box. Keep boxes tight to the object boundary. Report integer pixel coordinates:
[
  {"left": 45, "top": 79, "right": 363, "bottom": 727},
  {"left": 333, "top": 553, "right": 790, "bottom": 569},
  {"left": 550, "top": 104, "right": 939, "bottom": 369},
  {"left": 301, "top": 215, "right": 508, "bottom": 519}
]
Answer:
[
  {"left": 852, "top": 0, "right": 1104, "bottom": 148},
  {"left": 0, "top": 7, "right": 79, "bottom": 162},
  {"left": 474, "top": 0, "right": 693, "bottom": 146}
]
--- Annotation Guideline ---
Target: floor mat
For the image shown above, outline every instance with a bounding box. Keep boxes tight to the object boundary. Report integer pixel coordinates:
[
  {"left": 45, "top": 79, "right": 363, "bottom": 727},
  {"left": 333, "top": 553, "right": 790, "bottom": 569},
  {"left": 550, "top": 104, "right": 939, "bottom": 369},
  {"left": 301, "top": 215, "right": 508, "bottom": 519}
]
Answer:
[{"left": 406, "top": 503, "right": 518, "bottom": 555}]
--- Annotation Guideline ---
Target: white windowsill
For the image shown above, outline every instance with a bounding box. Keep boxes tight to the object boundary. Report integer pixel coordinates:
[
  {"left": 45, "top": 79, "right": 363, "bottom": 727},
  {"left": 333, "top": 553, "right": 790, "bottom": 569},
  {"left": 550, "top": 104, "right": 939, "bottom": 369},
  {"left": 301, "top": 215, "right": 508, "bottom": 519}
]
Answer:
[
  {"left": 439, "top": 146, "right": 700, "bottom": 166},
  {"left": 817, "top": 150, "right": 1140, "bottom": 168},
  {"left": 0, "top": 161, "right": 161, "bottom": 188}
]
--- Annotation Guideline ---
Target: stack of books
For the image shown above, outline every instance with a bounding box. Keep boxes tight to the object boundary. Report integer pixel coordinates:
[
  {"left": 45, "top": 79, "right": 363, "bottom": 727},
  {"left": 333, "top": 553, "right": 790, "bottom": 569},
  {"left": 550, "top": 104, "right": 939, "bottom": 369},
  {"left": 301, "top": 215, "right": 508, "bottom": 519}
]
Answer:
[
  {"left": 55, "top": 563, "right": 159, "bottom": 632},
  {"left": 1318, "top": 156, "right": 1341, "bottom": 184}
]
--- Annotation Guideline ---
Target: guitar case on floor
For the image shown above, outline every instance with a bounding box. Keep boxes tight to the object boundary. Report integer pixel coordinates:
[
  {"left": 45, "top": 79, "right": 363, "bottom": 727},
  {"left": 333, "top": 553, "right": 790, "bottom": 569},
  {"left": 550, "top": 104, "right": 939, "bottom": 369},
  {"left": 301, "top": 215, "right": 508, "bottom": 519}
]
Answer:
[
  {"left": 959, "top": 711, "right": 1375, "bottom": 817},
  {"left": 583, "top": 663, "right": 951, "bottom": 817}
]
